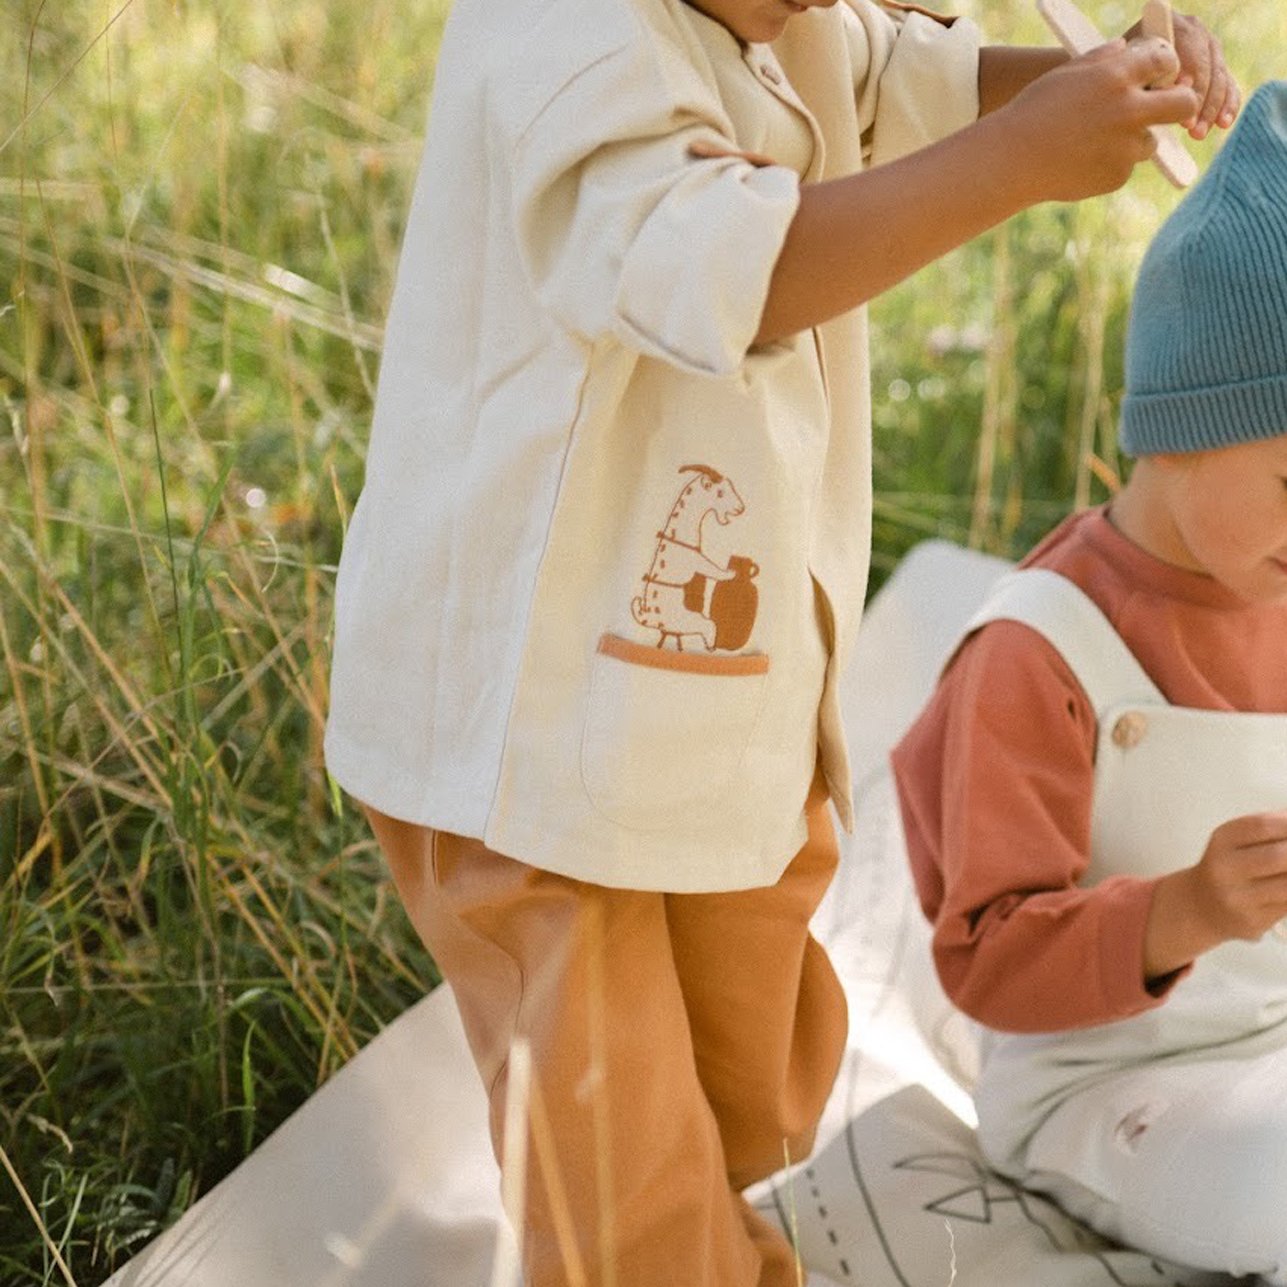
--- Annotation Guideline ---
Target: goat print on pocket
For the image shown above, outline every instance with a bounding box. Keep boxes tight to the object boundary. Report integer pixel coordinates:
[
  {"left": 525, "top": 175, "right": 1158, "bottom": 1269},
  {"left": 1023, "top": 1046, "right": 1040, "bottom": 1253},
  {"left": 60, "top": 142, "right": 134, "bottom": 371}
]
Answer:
[{"left": 631, "top": 464, "right": 760, "bottom": 653}]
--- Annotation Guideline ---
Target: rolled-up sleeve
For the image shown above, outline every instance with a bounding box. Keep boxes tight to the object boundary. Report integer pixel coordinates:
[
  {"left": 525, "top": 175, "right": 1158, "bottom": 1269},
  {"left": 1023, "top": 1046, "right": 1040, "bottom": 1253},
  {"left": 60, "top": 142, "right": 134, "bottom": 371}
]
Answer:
[
  {"left": 845, "top": 0, "right": 981, "bottom": 167},
  {"left": 508, "top": 47, "right": 801, "bottom": 378}
]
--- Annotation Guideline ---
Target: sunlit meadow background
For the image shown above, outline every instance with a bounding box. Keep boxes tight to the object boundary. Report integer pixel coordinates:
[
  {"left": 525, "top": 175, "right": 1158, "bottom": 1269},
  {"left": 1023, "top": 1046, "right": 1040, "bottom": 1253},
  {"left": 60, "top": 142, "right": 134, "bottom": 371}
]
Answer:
[{"left": 1, "top": 0, "right": 1282, "bottom": 1280}]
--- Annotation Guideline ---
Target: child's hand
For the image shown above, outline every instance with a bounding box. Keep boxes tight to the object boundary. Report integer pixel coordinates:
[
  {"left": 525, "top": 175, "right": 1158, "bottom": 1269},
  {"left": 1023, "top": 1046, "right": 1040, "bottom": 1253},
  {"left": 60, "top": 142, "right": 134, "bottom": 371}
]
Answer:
[
  {"left": 1124, "top": 11, "right": 1241, "bottom": 139},
  {"left": 1144, "top": 811, "right": 1287, "bottom": 980},
  {"left": 998, "top": 38, "right": 1200, "bottom": 203}
]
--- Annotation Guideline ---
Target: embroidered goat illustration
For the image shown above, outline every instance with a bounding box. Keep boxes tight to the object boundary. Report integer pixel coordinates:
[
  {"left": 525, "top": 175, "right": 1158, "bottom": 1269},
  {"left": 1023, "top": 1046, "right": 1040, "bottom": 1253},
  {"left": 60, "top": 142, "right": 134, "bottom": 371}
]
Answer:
[{"left": 631, "top": 464, "right": 760, "bottom": 652}]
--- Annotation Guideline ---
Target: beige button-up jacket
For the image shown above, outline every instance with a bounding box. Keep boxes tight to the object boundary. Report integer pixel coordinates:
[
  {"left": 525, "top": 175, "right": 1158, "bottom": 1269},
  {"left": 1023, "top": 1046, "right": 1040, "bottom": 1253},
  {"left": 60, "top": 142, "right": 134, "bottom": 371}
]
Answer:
[{"left": 324, "top": 0, "right": 980, "bottom": 891}]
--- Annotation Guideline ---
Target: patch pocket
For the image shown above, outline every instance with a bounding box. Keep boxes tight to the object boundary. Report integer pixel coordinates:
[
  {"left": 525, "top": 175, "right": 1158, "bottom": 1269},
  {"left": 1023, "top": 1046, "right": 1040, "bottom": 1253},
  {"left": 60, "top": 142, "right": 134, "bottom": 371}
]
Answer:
[{"left": 580, "top": 633, "right": 770, "bottom": 832}]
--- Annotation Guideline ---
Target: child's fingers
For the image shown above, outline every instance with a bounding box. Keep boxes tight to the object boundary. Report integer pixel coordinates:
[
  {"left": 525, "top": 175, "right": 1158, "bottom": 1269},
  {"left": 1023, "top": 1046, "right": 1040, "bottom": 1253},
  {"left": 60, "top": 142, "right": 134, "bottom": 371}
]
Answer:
[
  {"left": 1241, "top": 846, "right": 1287, "bottom": 887},
  {"left": 1168, "top": 15, "right": 1240, "bottom": 137},
  {"left": 1081, "top": 38, "right": 1195, "bottom": 128},
  {"left": 1136, "top": 80, "right": 1202, "bottom": 129},
  {"left": 1212, "top": 66, "right": 1242, "bottom": 131},
  {"left": 1178, "top": 26, "right": 1215, "bottom": 115},
  {"left": 1218, "top": 811, "right": 1287, "bottom": 861},
  {"left": 1189, "top": 33, "right": 1231, "bottom": 137},
  {"left": 1122, "top": 34, "right": 1182, "bottom": 90}
]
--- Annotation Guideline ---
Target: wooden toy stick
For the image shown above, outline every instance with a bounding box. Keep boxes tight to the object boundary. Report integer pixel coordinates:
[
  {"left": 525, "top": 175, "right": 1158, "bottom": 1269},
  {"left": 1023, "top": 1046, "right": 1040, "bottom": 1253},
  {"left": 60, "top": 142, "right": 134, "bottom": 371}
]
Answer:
[
  {"left": 1141, "top": 0, "right": 1175, "bottom": 44},
  {"left": 1141, "top": 0, "right": 1178, "bottom": 86},
  {"left": 1036, "top": 0, "right": 1198, "bottom": 188}
]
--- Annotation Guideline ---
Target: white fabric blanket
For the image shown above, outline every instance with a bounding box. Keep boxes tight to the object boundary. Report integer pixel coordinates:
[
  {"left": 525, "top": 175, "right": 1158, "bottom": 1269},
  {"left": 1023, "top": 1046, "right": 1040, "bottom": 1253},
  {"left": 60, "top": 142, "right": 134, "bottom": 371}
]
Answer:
[{"left": 108, "top": 542, "right": 1247, "bottom": 1287}]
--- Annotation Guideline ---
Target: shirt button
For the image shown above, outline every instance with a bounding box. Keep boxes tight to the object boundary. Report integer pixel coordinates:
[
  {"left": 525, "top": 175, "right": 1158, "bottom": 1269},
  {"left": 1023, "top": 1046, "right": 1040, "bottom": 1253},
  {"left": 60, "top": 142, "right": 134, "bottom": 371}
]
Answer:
[
  {"left": 1110, "top": 711, "right": 1148, "bottom": 750},
  {"left": 759, "top": 63, "right": 782, "bottom": 84}
]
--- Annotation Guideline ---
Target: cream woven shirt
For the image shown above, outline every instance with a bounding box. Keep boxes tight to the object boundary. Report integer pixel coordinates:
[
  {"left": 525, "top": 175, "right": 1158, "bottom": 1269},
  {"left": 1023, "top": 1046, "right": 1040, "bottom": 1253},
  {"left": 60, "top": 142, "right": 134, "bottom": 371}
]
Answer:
[{"left": 325, "top": 0, "right": 980, "bottom": 891}]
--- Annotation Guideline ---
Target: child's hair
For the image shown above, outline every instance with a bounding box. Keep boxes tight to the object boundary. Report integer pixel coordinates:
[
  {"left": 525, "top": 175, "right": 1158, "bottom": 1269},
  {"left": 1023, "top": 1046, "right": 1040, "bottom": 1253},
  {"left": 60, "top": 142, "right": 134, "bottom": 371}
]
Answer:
[{"left": 1119, "top": 79, "right": 1287, "bottom": 457}]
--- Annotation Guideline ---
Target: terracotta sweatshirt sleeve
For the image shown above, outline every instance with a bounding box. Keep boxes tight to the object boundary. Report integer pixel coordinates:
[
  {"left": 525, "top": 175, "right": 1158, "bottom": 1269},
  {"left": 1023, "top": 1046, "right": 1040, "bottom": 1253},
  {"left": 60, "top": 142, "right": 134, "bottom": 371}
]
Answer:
[{"left": 892, "top": 619, "right": 1188, "bottom": 1034}]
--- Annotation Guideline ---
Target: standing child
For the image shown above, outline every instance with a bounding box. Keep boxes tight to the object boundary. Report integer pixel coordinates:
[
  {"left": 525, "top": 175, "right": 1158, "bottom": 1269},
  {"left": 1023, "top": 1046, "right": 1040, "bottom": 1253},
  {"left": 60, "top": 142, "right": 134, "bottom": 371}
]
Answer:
[
  {"left": 894, "top": 80, "right": 1287, "bottom": 1283},
  {"left": 324, "top": 0, "right": 1236, "bottom": 1282}
]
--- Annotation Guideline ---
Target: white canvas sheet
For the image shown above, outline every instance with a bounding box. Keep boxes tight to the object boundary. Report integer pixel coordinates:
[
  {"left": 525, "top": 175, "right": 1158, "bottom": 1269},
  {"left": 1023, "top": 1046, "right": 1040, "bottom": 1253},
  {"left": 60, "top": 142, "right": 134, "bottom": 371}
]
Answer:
[{"left": 108, "top": 541, "right": 1247, "bottom": 1287}]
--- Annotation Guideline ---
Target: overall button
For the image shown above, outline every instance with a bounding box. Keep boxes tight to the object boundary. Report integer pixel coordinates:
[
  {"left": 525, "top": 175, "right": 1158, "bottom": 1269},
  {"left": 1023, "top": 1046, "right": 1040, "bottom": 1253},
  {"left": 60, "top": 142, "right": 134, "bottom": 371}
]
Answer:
[{"left": 1111, "top": 711, "right": 1148, "bottom": 749}]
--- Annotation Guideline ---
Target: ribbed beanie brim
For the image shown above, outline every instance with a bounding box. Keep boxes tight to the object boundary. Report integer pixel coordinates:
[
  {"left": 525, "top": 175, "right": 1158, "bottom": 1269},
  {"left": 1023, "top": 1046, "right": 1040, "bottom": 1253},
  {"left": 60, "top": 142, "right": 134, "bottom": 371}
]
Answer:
[{"left": 1120, "top": 80, "right": 1287, "bottom": 455}]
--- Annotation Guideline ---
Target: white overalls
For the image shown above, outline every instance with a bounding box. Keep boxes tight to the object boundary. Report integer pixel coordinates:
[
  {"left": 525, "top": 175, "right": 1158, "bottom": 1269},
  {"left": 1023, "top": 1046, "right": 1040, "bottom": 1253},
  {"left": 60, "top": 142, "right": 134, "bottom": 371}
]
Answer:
[{"left": 963, "top": 569, "right": 1287, "bottom": 1281}]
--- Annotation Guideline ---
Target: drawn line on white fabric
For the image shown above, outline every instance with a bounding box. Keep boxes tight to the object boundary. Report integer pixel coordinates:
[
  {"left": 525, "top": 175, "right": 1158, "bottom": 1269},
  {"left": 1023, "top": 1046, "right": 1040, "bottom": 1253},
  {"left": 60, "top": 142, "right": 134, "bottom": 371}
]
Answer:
[
  {"left": 896, "top": 1150, "right": 1203, "bottom": 1286},
  {"left": 843, "top": 1125, "right": 915, "bottom": 1287},
  {"left": 805, "top": 1165, "right": 851, "bottom": 1278}
]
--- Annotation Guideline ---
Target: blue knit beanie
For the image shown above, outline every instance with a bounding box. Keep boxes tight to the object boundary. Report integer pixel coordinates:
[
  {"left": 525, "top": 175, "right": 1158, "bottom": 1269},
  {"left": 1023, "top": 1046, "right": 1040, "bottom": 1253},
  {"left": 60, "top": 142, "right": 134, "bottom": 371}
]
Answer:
[{"left": 1119, "top": 80, "right": 1287, "bottom": 455}]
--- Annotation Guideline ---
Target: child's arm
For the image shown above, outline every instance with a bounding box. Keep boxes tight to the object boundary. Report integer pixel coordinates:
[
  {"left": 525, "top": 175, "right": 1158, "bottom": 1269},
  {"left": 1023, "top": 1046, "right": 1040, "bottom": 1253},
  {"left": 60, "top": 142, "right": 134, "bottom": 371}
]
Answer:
[
  {"left": 976, "top": 46, "right": 1069, "bottom": 114},
  {"left": 897, "top": 619, "right": 1287, "bottom": 1033},
  {"left": 1143, "top": 813, "right": 1287, "bottom": 977},
  {"left": 756, "top": 38, "right": 1195, "bottom": 344},
  {"left": 894, "top": 619, "right": 1185, "bottom": 1034}
]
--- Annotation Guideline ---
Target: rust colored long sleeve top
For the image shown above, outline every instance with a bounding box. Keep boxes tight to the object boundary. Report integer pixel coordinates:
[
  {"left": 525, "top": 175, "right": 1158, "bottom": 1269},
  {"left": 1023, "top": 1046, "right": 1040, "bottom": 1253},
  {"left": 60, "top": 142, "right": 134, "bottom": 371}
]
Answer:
[{"left": 891, "top": 507, "right": 1287, "bottom": 1034}]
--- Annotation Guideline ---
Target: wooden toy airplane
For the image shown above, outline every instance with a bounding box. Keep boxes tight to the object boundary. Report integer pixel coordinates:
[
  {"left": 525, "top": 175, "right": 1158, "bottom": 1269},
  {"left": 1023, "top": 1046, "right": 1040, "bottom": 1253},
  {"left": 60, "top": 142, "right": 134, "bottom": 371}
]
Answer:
[{"left": 1036, "top": 0, "right": 1199, "bottom": 188}]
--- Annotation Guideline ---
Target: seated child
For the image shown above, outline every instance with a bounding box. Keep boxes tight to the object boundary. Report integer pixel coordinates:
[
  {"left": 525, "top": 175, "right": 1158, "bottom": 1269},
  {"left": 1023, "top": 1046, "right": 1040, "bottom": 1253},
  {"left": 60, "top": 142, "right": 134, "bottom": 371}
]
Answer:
[{"left": 893, "top": 79, "right": 1287, "bottom": 1282}]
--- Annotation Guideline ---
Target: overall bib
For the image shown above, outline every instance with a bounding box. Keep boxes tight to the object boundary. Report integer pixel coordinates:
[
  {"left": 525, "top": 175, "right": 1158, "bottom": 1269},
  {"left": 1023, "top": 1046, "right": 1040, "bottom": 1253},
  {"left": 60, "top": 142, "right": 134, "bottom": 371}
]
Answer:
[{"left": 963, "top": 569, "right": 1287, "bottom": 1280}]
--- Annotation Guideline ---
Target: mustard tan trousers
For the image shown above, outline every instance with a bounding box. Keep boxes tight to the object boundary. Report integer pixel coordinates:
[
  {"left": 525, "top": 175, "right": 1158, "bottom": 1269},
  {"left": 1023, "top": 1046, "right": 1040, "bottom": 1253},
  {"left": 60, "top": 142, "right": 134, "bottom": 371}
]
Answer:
[{"left": 364, "top": 775, "right": 847, "bottom": 1287}]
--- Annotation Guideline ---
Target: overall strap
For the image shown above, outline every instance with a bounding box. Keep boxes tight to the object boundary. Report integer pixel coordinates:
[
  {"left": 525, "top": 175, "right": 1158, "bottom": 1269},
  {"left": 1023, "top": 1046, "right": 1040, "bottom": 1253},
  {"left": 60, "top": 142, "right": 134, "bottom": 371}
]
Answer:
[{"left": 962, "top": 568, "right": 1166, "bottom": 715}]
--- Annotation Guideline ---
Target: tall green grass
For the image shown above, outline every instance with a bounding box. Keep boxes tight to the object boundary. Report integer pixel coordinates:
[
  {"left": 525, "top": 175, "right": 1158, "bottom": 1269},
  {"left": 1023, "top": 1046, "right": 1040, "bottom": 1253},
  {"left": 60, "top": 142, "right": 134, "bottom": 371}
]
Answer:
[
  {"left": 1, "top": 0, "right": 1281, "bottom": 1281},
  {"left": 2, "top": 1, "right": 453, "bottom": 1279}
]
